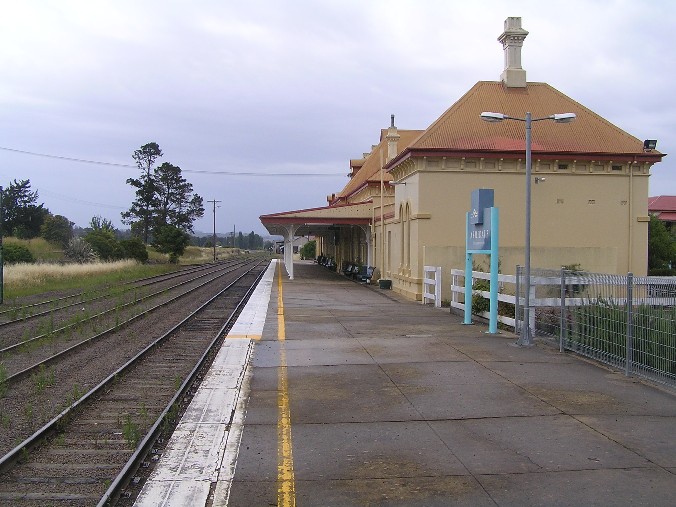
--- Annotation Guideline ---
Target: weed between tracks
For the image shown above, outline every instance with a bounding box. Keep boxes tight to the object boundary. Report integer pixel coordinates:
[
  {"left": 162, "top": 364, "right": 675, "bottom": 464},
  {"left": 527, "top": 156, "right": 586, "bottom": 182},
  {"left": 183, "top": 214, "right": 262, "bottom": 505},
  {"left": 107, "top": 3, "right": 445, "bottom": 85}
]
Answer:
[
  {"left": 70, "top": 383, "right": 83, "bottom": 405},
  {"left": 0, "top": 363, "right": 7, "bottom": 398},
  {"left": 122, "top": 414, "right": 140, "bottom": 448},
  {"left": 32, "top": 365, "right": 55, "bottom": 394}
]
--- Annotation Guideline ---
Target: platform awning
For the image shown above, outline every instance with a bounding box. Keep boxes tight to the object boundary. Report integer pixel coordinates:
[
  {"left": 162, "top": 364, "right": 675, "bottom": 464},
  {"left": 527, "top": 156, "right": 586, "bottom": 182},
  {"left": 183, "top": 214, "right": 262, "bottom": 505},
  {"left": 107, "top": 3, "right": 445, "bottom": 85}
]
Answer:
[{"left": 260, "top": 201, "right": 373, "bottom": 237}]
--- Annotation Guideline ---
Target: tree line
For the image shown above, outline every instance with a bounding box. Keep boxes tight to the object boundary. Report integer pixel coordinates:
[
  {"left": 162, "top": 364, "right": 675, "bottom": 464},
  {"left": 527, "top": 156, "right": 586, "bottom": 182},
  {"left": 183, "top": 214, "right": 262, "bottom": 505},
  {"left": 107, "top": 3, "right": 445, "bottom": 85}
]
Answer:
[
  {"left": 191, "top": 231, "right": 270, "bottom": 250},
  {"left": 1, "top": 142, "right": 269, "bottom": 264}
]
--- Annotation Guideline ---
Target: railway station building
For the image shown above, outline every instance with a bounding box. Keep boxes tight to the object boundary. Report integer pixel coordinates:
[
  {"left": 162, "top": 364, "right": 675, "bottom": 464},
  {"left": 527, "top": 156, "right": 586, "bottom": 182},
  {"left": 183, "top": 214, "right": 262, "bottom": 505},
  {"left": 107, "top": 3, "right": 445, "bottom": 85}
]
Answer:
[{"left": 260, "top": 17, "right": 665, "bottom": 300}]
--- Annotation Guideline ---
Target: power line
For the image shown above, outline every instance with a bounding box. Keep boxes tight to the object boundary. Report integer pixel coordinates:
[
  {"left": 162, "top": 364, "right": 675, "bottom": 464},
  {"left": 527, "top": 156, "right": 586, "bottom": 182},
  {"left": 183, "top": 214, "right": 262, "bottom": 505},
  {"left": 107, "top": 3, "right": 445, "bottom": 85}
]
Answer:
[
  {"left": 0, "top": 146, "right": 345, "bottom": 177},
  {"left": 0, "top": 146, "right": 134, "bottom": 168},
  {"left": 39, "top": 189, "right": 126, "bottom": 210}
]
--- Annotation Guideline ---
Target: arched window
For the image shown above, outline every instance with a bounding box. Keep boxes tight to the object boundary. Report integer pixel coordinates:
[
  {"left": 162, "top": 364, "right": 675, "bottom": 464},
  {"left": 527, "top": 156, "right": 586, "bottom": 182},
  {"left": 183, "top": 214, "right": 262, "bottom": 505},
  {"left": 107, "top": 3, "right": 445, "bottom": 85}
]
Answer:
[
  {"left": 399, "top": 204, "right": 405, "bottom": 270},
  {"left": 404, "top": 202, "right": 411, "bottom": 269}
]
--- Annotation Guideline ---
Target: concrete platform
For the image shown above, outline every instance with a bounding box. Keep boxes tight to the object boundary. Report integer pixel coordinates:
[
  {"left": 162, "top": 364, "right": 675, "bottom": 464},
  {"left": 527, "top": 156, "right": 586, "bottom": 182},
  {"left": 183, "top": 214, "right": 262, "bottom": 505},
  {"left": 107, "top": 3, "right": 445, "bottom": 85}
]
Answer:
[
  {"left": 134, "top": 261, "right": 277, "bottom": 507},
  {"left": 229, "top": 261, "right": 676, "bottom": 506}
]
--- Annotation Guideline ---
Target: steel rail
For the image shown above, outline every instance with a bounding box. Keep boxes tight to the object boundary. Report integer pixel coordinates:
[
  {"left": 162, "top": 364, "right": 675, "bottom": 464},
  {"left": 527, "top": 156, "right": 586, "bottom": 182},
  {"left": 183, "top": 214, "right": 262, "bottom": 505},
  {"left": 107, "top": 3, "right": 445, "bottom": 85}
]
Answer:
[
  {"left": 0, "top": 290, "right": 85, "bottom": 316},
  {"left": 0, "top": 260, "right": 247, "bottom": 357},
  {"left": 125, "top": 258, "right": 232, "bottom": 287},
  {"left": 99, "top": 261, "right": 267, "bottom": 506},
  {"left": 0, "top": 260, "right": 211, "bottom": 317},
  {"left": 0, "top": 259, "right": 267, "bottom": 478},
  {"left": 0, "top": 260, "right": 251, "bottom": 386},
  {"left": 0, "top": 259, "right": 244, "bottom": 328}
]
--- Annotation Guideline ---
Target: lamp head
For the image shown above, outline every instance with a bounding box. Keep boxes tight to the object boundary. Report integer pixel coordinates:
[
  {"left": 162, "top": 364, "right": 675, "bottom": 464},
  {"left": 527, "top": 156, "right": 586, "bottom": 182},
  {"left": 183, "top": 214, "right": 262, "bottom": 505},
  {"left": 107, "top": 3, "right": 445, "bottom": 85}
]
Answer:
[
  {"left": 643, "top": 139, "right": 657, "bottom": 151},
  {"left": 552, "top": 113, "right": 576, "bottom": 123},
  {"left": 480, "top": 112, "right": 506, "bottom": 123}
]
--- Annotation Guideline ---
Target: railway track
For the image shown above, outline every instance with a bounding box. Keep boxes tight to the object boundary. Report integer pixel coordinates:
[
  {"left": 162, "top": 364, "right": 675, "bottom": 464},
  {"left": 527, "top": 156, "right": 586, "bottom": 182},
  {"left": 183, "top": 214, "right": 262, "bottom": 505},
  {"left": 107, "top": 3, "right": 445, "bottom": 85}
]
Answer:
[
  {"left": 0, "top": 259, "right": 253, "bottom": 388},
  {"left": 0, "top": 259, "right": 245, "bottom": 330},
  {"left": 0, "top": 259, "right": 250, "bottom": 366},
  {"left": 0, "top": 258, "right": 269, "bottom": 505}
]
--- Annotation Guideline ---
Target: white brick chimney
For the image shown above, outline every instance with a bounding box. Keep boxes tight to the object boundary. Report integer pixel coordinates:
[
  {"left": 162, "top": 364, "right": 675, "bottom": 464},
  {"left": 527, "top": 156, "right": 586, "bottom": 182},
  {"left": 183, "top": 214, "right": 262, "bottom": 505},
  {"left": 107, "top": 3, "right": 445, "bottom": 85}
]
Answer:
[{"left": 498, "top": 17, "right": 528, "bottom": 88}]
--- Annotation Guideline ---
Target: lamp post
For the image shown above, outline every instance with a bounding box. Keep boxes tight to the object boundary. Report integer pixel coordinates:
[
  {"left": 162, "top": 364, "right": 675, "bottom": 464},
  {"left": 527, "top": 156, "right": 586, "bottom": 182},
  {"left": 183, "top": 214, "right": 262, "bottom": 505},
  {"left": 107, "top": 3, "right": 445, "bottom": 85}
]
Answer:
[{"left": 480, "top": 111, "right": 575, "bottom": 345}]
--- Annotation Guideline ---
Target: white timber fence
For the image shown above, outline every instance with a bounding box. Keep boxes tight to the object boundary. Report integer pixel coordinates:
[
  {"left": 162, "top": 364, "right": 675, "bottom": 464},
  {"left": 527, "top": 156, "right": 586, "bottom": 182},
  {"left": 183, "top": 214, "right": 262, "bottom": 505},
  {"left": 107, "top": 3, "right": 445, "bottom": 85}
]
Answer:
[
  {"left": 450, "top": 268, "right": 518, "bottom": 329},
  {"left": 422, "top": 266, "right": 442, "bottom": 308},
  {"left": 450, "top": 267, "right": 676, "bottom": 387}
]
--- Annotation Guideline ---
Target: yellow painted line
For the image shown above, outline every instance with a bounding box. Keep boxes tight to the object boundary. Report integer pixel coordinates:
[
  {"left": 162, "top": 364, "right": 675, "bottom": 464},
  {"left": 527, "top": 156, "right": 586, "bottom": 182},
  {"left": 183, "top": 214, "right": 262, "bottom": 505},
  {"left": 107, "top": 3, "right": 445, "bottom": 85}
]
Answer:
[
  {"left": 276, "top": 262, "right": 296, "bottom": 506},
  {"left": 226, "top": 334, "right": 262, "bottom": 341}
]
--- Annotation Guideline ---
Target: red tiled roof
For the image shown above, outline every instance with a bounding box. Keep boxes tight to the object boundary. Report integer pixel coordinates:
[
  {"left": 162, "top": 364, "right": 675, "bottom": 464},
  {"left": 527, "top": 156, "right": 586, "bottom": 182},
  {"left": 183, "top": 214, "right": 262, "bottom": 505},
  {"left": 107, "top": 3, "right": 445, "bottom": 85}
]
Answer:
[
  {"left": 655, "top": 212, "right": 676, "bottom": 222},
  {"left": 648, "top": 195, "right": 676, "bottom": 212},
  {"left": 335, "top": 129, "right": 422, "bottom": 200}
]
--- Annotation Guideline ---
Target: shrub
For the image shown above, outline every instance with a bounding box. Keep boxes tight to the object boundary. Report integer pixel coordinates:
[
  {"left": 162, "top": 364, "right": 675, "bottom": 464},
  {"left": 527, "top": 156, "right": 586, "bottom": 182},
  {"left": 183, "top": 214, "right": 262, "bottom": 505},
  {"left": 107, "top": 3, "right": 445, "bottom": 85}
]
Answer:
[
  {"left": 471, "top": 279, "right": 491, "bottom": 315},
  {"left": 3, "top": 243, "right": 35, "bottom": 264},
  {"left": 84, "top": 230, "right": 124, "bottom": 261},
  {"left": 300, "top": 240, "right": 316, "bottom": 260},
  {"left": 120, "top": 238, "right": 148, "bottom": 263},
  {"left": 40, "top": 214, "right": 74, "bottom": 247},
  {"left": 152, "top": 225, "right": 189, "bottom": 264},
  {"left": 64, "top": 237, "right": 97, "bottom": 264}
]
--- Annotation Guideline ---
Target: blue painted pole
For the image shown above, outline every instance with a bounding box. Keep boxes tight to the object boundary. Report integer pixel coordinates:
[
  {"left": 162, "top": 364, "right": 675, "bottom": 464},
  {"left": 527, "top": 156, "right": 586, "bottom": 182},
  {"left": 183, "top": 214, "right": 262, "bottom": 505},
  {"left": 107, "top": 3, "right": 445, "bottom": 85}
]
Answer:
[
  {"left": 464, "top": 212, "right": 472, "bottom": 324},
  {"left": 488, "top": 207, "right": 499, "bottom": 333}
]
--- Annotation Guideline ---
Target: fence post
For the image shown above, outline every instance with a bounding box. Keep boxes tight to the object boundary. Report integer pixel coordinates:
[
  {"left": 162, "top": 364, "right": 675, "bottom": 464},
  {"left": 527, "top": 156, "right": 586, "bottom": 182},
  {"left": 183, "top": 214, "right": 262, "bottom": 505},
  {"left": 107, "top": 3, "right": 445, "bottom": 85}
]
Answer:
[
  {"left": 450, "top": 270, "right": 456, "bottom": 314},
  {"left": 625, "top": 272, "right": 633, "bottom": 377},
  {"left": 559, "top": 267, "right": 565, "bottom": 353},
  {"left": 515, "top": 265, "right": 521, "bottom": 335},
  {"left": 435, "top": 266, "right": 442, "bottom": 308},
  {"left": 529, "top": 281, "right": 536, "bottom": 339}
]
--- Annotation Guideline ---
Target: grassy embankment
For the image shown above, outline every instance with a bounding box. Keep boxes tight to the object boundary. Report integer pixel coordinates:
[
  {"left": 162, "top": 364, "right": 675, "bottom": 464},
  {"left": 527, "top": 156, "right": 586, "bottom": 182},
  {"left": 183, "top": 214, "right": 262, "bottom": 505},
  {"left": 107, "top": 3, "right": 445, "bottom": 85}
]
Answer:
[{"left": 1, "top": 238, "right": 243, "bottom": 300}]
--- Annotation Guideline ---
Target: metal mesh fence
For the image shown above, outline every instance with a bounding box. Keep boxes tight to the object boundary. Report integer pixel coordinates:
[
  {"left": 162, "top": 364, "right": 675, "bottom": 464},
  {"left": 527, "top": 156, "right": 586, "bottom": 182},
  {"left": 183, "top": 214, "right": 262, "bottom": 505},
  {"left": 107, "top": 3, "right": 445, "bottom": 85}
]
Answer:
[{"left": 516, "top": 267, "right": 676, "bottom": 387}]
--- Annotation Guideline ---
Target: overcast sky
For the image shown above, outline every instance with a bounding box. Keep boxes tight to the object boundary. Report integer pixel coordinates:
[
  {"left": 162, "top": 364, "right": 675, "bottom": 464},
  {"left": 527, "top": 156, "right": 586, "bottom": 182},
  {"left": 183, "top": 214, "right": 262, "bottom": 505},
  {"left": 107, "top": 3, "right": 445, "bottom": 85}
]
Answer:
[{"left": 1, "top": 0, "right": 674, "bottom": 236}]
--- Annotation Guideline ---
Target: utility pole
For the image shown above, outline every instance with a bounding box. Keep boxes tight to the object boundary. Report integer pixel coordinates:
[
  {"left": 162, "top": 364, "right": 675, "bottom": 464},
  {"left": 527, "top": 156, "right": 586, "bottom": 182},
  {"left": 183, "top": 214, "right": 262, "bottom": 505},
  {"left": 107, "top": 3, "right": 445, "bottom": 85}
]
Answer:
[
  {"left": 207, "top": 199, "right": 222, "bottom": 262},
  {"left": 233, "top": 224, "right": 236, "bottom": 248}
]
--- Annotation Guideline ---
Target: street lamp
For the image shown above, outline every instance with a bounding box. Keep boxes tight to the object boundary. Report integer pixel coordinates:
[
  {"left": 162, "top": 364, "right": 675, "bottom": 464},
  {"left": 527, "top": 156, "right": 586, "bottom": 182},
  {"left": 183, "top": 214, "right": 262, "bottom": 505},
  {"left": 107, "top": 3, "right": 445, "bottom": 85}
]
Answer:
[{"left": 480, "top": 111, "right": 576, "bottom": 345}]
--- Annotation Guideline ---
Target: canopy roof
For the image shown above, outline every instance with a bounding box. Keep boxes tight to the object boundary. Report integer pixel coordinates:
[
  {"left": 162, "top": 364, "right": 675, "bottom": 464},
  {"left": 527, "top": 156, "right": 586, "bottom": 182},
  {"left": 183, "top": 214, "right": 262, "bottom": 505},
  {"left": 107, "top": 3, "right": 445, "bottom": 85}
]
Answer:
[{"left": 260, "top": 201, "right": 372, "bottom": 237}]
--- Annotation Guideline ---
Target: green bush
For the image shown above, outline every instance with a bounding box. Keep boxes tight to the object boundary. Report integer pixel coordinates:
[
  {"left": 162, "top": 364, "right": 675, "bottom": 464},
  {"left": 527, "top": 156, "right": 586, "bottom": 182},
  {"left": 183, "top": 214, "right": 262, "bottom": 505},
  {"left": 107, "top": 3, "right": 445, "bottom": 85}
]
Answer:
[
  {"left": 300, "top": 240, "right": 316, "bottom": 260},
  {"left": 120, "top": 238, "right": 148, "bottom": 263},
  {"left": 648, "top": 267, "right": 676, "bottom": 276},
  {"left": 3, "top": 243, "right": 35, "bottom": 264},
  {"left": 471, "top": 279, "right": 491, "bottom": 315},
  {"left": 152, "top": 225, "right": 189, "bottom": 264},
  {"left": 84, "top": 230, "right": 124, "bottom": 261}
]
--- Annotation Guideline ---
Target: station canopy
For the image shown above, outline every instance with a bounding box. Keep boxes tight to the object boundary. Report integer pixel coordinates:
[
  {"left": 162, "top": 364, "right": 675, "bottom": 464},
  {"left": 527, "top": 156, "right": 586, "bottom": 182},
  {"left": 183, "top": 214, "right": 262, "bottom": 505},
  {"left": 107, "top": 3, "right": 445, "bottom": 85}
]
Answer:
[{"left": 260, "top": 201, "right": 373, "bottom": 237}]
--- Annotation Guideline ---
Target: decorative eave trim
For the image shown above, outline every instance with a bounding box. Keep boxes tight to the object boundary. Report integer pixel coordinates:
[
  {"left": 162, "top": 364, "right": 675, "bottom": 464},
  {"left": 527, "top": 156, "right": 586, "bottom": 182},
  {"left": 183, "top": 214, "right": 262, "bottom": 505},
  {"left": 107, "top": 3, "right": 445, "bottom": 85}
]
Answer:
[
  {"left": 387, "top": 148, "right": 665, "bottom": 170},
  {"left": 261, "top": 216, "right": 371, "bottom": 225}
]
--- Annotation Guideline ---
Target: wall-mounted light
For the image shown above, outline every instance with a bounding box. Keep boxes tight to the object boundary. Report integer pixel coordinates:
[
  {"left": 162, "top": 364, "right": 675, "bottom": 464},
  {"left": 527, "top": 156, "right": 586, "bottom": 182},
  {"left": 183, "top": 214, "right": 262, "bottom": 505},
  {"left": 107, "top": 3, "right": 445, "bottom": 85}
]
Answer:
[
  {"left": 534, "top": 177, "right": 546, "bottom": 184},
  {"left": 389, "top": 181, "right": 406, "bottom": 186},
  {"left": 643, "top": 139, "right": 657, "bottom": 151}
]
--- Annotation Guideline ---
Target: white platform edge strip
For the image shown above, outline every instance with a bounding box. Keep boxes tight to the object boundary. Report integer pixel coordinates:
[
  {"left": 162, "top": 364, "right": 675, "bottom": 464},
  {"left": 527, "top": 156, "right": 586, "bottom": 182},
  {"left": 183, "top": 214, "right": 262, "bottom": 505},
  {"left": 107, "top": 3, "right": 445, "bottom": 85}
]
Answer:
[{"left": 134, "top": 260, "right": 277, "bottom": 507}]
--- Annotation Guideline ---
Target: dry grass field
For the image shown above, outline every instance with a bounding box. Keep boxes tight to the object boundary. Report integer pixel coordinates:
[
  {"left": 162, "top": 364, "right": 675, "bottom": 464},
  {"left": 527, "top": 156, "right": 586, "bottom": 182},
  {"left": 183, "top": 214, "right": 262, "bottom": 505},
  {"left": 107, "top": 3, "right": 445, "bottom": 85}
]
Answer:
[{"left": 1, "top": 237, "right": 252, "bottom": 299}]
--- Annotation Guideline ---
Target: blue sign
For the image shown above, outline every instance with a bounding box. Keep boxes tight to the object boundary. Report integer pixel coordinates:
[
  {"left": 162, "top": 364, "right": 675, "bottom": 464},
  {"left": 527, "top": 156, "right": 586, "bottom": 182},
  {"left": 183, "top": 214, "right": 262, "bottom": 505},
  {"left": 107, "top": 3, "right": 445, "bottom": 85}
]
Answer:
[
  {"left": 470, "top": 188, "right": 493, "bottom": 226},
  {"left": 464, "top": 188, "right": 499, "bottom": 334},
  {"left": 468, "top": 189, "right": 494, "bottom": 251}
]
